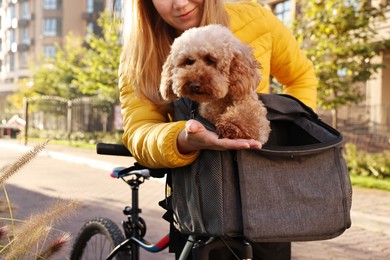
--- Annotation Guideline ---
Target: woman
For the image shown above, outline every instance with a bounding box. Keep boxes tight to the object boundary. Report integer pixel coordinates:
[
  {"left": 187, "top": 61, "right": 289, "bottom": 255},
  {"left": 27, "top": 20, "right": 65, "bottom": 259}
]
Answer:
[{"left": 119, "top": 0, "right": 318, "bottom": 259}]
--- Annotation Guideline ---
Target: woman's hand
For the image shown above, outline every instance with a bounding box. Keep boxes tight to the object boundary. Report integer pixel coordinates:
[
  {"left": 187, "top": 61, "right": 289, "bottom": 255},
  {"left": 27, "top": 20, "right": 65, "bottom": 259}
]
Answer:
[{"left": 177, "top": 119, "right": 262, "bottom": 154}]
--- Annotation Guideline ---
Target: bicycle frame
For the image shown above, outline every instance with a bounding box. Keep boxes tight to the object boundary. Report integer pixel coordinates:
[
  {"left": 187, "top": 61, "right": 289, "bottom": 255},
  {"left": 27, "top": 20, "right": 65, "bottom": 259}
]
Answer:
[
  {"left": 106, "top": 235, "right": 170, "bottom": 260},
  {"left": 106, "top": 167, "right": 170, "bottom": 260}
]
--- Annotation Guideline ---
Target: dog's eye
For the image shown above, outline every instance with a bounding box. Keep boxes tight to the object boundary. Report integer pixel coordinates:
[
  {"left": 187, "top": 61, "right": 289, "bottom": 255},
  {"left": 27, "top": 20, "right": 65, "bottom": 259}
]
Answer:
[
  {"left": 204, "top": 55, "right": 217, "bottom": 66},
  {"left": 184, "top": 58, "right": 195, "bottom": 66}
]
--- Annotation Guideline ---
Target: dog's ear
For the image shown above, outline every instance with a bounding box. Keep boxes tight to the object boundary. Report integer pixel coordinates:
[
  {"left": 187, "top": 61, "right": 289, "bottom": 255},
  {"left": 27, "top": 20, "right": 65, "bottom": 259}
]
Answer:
[
  {"left": 160, "top": 54, "right": 179, "bottom": 100},
  {"left": 229, "top": 45, "right": 262, "bottom": 95}
]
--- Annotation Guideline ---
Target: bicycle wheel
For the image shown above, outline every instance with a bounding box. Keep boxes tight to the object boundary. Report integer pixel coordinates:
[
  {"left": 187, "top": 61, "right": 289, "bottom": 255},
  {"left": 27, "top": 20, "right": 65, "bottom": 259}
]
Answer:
[{"left": 70, "top": 217, "right": 130, "bottom": 260}]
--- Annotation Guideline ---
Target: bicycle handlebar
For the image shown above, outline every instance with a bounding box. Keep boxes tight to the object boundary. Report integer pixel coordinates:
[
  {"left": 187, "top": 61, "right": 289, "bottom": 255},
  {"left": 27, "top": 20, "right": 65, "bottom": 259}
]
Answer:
[
  {"left": 96, "top": 143, "right": 132, "bottom": 157},
  {"left": 97, "top": 143, "right": 169, "bottom": 178}
]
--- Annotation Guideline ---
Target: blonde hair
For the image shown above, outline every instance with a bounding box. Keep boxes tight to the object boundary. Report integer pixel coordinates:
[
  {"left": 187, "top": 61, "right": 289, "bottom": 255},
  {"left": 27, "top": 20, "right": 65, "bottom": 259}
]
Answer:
[{"left": 120, "top": 0, "right": 230, "bottom": 104}]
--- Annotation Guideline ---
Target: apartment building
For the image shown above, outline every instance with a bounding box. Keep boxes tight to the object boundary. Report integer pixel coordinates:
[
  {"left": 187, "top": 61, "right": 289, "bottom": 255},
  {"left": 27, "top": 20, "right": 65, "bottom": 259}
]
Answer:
[{"left": 0, "top": 0, "right": 116, "bottom": 116}]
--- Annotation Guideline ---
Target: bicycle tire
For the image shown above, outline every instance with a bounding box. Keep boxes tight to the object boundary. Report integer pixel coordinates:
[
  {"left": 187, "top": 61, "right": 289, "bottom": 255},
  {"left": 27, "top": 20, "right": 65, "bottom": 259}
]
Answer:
[{"left": 70, "top": 217, "right": 130, "bottom": 260}]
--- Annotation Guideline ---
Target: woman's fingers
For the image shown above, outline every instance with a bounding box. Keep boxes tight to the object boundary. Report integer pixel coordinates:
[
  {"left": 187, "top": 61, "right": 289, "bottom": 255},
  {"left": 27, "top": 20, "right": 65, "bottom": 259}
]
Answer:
[
  {"left": 179, "top": 120, "right": 262, "bottom": 152},
  {"left": 215, "top": 138, "right": 262, "bottom": 150}
]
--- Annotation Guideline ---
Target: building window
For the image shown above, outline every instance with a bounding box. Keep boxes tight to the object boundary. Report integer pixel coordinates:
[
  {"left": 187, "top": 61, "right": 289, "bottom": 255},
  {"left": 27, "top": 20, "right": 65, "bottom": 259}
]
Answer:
[
  {"left": 43, "top": 44, "right": 56, "bottom": 58},
  {"left": 87, "top": 0, "right": 104, "bottom": 13},
  {"left": 19, "top": 50, "right": 28, "bottom": 69},
  {"left": 9, "top": 29, "right": 15, "bottom": 43},
  {"left": 20, "top": 2, "right": 30, "bottom": 19},
  {"left": 87, "top": 0, "right": 94, "bottom": 13},
  {"left": 86, "top": 22, "right": 94, "bottom": 38},
  {"left": 20, "top": 27, "right": 30, "bottom": 44},
  {"left": 113, "top": 0, "right": 122, "bottom": 18},
  {"left": 273, "top": 0, "right": 291, "bottom": 26},
  {"left": 9, "top": 29, "right": 17, "bottom": 52},
  {"left": 7, "top": 5, "right": 16, "bottom": 28},
  {"left": 8, "top": 53, "right": 15, "bottom": 71},
  {"left": 43, "top": 18, "right": 62, "bottom": 37},
  {"left": 44, "top": 0, "right": 61, "bottom": 10},
  {"left": 9, "top": 5, "right": 16, "bottom": 19}
]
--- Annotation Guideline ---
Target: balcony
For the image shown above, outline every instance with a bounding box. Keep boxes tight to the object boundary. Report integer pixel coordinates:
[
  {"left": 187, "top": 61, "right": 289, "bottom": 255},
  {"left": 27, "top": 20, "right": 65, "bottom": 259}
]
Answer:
[
  {"left": 18, "top": 19, "right": 29, "bottom": 27},
  {"left": 82, "top": 12, "right": 100, "bottom": 22},
  {"left": 18, "top": 39, "right": 34, "bottom": 51},
  {"left": 17, "top": 42, "right": 30, "bottom": 51},
  {"left": 18, "top": 13, "right": 33, "bottom": 27}
]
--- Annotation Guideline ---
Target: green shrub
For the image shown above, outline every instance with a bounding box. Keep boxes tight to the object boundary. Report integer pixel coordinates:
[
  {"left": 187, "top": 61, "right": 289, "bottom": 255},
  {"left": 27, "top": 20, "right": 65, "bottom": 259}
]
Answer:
[
  {"left": 344, "top": 143, "right": 390, "bottom": 179},
  {"left": 27, "top": 129, "right": 123, "bottom": 147}
]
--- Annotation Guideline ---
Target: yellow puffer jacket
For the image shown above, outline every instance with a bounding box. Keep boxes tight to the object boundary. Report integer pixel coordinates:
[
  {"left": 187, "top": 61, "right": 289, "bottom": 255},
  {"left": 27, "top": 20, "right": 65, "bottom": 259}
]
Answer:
[{"left": 119, "top": 2, "right": 318, "bottom": 169}]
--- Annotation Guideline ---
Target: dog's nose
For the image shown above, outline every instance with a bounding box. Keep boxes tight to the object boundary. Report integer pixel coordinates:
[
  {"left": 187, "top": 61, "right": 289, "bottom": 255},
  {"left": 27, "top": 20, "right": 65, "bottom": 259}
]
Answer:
[{"left": 189, "top": 81, "right": 201, "bottom": 92}]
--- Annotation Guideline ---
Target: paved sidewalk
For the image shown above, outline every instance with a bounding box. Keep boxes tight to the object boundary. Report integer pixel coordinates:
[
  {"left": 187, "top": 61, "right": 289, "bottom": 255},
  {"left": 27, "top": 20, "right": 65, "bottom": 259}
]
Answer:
[
  {"left": 1, "top": 139, "right": 390, "bottom": 259},
  {"left": 27, "top": 140, "right": 390, "bottom": 234}
]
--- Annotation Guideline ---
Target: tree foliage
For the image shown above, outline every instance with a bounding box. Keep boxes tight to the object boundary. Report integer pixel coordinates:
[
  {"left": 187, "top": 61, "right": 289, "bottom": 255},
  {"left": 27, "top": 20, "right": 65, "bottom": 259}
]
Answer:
[
  {"left": 72, "top": 11, "right": 122, "bottom": 102},
  {"left": 9, "top": 10, "right": 122, "bottom": 106},
  {"left": 34, "top": 35, "right": 85, "bottom": 100},
  {"left": 293, "top": 0, "right": 390, "bottom": 112}
]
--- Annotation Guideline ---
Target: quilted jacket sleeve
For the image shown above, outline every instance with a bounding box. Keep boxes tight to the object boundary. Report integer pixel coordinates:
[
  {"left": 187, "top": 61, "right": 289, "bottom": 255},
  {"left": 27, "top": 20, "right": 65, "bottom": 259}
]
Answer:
[{"left": 119, "top": 69, "right": 199, "bottom": 169}]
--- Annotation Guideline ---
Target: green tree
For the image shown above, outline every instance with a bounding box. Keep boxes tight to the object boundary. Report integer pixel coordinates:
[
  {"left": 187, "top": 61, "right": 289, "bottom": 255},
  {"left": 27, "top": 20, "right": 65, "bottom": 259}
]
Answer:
[
  {"left": 8, "top": 10, "right": 121, "bottom": 106},
  {"left": 33, "top": 35, "right": 85, "bottom": 100},
  {"left": 6, "top": 35, "right": 85, "bottom": 114},
  {"left": 72, "top": 11, "right": 122, "bottom": 103},
  {"left": 8, "top": 33, "right": 85, "bottom": 105},
  {"left": 293, "top": 0, "right": 390, "bottom": 127}
]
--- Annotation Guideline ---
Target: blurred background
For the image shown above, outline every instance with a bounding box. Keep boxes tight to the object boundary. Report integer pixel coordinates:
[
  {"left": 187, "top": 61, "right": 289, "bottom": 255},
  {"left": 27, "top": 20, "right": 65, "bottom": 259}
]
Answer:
[{"left": 0, "top": 0, "right": 389, "bottom": 181}]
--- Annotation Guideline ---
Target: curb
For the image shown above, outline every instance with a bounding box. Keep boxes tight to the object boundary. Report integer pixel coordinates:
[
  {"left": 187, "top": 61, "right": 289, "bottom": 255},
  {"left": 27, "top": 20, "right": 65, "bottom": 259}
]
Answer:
[
  {"left": 0, "top": 141, "right": 117, "bottom": 172},
  {"left": 0, "top": 140, "right": 166, "bottom": 184}
]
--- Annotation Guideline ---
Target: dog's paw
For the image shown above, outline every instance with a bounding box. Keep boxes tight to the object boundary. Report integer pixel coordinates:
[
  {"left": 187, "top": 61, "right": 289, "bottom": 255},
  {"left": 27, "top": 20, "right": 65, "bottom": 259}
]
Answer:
[{"left": 216, "top": 122, "right": 249, "bottom": 139}]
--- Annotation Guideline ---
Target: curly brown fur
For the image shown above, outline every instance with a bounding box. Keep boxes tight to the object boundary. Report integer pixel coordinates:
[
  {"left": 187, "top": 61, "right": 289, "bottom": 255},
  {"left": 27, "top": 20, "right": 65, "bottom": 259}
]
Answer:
[{"left": 160, "top": 24, "right": 270, "bottom": 144}]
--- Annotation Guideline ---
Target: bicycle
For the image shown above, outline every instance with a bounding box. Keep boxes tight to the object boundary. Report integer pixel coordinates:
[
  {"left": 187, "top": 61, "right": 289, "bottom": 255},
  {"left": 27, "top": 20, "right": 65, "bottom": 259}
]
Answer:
[{"left": 70, "top": 143, "right": 253, "bottom": 260}]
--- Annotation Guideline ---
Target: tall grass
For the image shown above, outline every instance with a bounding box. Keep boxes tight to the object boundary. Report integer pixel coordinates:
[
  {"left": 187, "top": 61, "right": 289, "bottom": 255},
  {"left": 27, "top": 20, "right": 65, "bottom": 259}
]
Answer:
[{"left": 0, "top": 140, "right": 80, "bottom": 259}]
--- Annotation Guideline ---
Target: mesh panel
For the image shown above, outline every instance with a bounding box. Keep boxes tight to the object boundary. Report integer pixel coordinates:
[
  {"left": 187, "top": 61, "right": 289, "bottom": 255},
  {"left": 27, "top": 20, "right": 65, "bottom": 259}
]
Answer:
[{"left": 171, "top": 150, "right": 243, "bottom": 236}]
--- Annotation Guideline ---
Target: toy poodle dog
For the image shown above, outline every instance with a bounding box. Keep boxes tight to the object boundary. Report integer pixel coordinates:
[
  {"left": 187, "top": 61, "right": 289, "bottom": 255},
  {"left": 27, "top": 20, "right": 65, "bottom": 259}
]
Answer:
[{"left": 159, "top": 24, "right": 270, "bottom": 144}]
